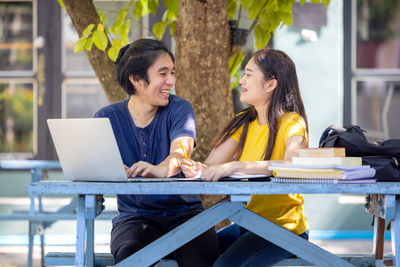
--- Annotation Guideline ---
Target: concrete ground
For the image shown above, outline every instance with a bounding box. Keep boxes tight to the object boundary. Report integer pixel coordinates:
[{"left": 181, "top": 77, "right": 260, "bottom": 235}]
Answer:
[{"left": 0, "top": 239, "right": 394, "bottom": 267}]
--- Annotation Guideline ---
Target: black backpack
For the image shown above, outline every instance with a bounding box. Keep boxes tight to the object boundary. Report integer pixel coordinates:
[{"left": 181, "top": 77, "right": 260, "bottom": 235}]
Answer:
[{"left": 319, "top": 125, "right": 400, "bottom": 181}]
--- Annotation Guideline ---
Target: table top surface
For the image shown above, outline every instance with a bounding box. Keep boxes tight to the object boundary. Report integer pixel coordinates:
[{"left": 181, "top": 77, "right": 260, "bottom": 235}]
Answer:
[{"left": 26, "top": 180, "right": 400, "bottom": 195}]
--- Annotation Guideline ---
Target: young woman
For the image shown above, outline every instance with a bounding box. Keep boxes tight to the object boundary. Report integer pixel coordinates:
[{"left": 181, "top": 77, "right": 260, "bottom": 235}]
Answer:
[{"left": 182, "top": 48, "right": 309, "bottom": 266}]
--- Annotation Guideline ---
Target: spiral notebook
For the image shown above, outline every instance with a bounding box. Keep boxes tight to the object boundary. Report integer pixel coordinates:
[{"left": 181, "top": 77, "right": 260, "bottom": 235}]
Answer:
[{"left": 270, "top": 177, "right": 376, "bottom": 184}]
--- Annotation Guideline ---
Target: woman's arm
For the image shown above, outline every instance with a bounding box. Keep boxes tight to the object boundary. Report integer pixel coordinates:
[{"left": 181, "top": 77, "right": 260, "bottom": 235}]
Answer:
[
  {"left": 181, "top": 137, "right": 239, "bottom": 178},
  {"left": 201, "top": 135, "right": 308, "bottom": 181}
]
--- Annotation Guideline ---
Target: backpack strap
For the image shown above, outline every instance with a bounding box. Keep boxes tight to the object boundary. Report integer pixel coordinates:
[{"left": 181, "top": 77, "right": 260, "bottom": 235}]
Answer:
[{"left": 319, "top": 125, "right": 347, "bottom": 148}]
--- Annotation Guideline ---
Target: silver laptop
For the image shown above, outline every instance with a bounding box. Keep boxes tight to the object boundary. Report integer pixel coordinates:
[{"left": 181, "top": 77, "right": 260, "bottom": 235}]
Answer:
[{"left": 47, "top": 118, "right": 128, "bottom": 182}]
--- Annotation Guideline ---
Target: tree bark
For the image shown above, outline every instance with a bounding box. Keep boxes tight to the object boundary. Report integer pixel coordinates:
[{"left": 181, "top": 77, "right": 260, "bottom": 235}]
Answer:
[
  {"left": 63, "top": 0, "right": 127, "bottom": 103},
  {"left": 175, "top": 0, "right": 233, "bottom": 162},
  {"left": 175, "top": 0, "right": 232, "bottom": 226}
]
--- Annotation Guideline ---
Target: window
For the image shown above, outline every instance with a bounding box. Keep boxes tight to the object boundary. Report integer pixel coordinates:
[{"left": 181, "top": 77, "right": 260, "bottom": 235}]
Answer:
[
  {"left": 0, "top": 1, "right": 35, "bottom": 157},
  {"left": 351, "top": 0, "right": 400, "bottom": 141},
  {"left": 61, "top": 1, "right": 145, "bottom": 119}
]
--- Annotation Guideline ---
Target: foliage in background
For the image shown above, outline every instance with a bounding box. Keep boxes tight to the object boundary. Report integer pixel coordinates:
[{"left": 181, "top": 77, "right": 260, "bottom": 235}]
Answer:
[
  {"left": 0, "top": 84, "right": 33, "bottom": 152},
  {"left": 62, "top": 0, "right": 330, "bottom": 87}
]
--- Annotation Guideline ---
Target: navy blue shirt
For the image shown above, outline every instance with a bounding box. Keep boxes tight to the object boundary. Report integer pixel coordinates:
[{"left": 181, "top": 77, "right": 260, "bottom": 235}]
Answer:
[{"left": 94, "top": 95, "right": 203, "bottom": 223}]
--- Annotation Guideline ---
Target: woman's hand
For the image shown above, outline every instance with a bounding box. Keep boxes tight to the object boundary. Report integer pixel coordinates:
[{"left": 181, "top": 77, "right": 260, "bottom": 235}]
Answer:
[
  {"left": 181, "top": 159, "right": 203, "bottom": 178},
  {"left": 202, "top": 162, "right": 236, "bottom": 182}
]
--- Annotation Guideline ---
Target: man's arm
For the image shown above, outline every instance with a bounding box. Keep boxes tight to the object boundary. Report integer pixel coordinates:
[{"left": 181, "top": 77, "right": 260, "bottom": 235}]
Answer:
[
  {"left": 125, "top": 136, "right": 194, "bottom": 178},
  {"left": 159, "top": 136, "right": 195, "bottom": 177}
]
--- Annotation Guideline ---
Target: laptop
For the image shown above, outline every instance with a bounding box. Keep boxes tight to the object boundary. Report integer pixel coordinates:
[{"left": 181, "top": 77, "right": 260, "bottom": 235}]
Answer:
[{"left": 47, "top": 118, "right": 128, "bottom": 182}]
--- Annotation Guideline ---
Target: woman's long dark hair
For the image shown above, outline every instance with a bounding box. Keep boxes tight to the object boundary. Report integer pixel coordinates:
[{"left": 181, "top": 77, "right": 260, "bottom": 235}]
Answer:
[{"left": 213, "top": 48, "right": 308, "bottom": 160}]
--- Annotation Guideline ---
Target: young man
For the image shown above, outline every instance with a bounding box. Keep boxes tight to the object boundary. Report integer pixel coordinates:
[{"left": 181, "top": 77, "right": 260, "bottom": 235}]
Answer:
[{"left": 94, "top": 39, "right": 219, "bottom": 266}]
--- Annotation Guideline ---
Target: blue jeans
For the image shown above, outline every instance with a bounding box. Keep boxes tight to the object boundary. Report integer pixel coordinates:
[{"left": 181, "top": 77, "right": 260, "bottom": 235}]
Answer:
[{"left": 214, "top": 224, "right": 309, "bottom": 267}]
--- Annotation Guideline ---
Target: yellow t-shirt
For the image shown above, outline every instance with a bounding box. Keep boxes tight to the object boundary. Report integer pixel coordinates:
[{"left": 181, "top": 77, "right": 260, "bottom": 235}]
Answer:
[{"left": 231, "top": 112, "right": 309, "bottom": 235}]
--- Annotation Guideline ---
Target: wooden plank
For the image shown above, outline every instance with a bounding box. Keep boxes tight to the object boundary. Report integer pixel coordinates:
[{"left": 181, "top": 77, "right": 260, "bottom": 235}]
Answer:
[
  {"left": 44, "top": 252, "right": 377, "bottom": 267},
  {"left": 273, "top": 254, "right": 376, "bottom": 266},
  {"left": 373, "top": 216, "right": 385, "bottom": 261},
  {"left": 115, "top": 201, "right": 244, "bottom": 267},
  {"left": 44, "top": 252, "right": 114, "bottom": 266},
  {"left": 26, "top": 181, "right": 400, "bottom": 196},
  {"left": 229, "top": 208, "right": 354, "bottom": 267}
]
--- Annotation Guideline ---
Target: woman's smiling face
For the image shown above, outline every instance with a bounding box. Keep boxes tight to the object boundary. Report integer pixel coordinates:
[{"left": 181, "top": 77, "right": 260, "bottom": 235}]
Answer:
[{"left": 239, "top": 57, "right": 271, "bottom": 107}]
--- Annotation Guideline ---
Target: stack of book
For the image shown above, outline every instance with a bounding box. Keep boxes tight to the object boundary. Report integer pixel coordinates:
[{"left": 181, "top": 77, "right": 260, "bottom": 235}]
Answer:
[{"left": 270, "top": 148, "right": 376, "bottom": 184}]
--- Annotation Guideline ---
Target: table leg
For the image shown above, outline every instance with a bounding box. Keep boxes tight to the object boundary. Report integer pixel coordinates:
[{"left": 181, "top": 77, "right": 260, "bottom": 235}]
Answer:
[
  {"left": 27, "top": 221, "right": 34, "bottom": 267},
  {"left": 391, "top": 198, "right": 400, "bottom": 267},
  {"left": 115, "top": 200, "right": 244, "bottom": 267},
  {"left": 85, "top": 195, "right": 96, "bottom": 267},
  {"left": 229, "top": 208, "right": 354, "bottom": 267},
  {"left": 75, "top": 195, "right": 86, "bottom": 267},
  {"left": 31, "top": 167, "right": 44, "bottom": 267},
  {"left": 40, "top": 233, "right": 45, "bottom": 267},
  {"left": 27, "top": 175, "right": 37, "bottom": 267}
]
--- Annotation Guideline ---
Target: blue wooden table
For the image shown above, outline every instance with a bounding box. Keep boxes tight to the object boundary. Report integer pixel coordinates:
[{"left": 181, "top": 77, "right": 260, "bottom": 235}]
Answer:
[{"left": 27, "top": 181, "right": 400, "bottom": 267}]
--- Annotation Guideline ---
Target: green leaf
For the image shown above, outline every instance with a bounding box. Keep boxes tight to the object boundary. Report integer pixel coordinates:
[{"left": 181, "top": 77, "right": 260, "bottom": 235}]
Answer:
[
  {"left": 254, "top": 24, "right": 270, "bottom": 49},
  {"left": 310, "top": 0, "right": 320, "bottom": 3},
  {"left": 108, "top": 46, "right": 121, "bottom": 62},
  {"left": 227, "top": 0, "right": 238, "bottom": 20},
  {"left": 258, "top": 12, "right": 271, "bottom": 31},
  {"left": 119, "top": 20, "right": 131, "bottom": 45},
  {"left": 299, "top": 0, "right": 306, "bottom": 4},
  {"left": 153, "top": 21, "right": 168, "bottom": 40},
  {"left": 169, "top": 21, "right": 176, "bottom": 36},
  {"left": 248, "top": 1, "right": 264, "bottom": 20},
  {"left": 163, "top": 0, "right": 178, "bottom": 16},
  {"left": 133, "top": 1, "right": 144, "bottom": 19},
  {"left": 229, "top": 50, "right": 244, "bottom": 89},
  {"left": 139, "top": 0, "right": 150, "bottom": 16},
  {"left": 229, "top": 50, "right": 244, "bottom": 78},
  {"left": 230, "top": 70, "right": 241, "bottom": 89},
  {"left": 112, "top": 39, "right": 122, "bottom": 49},
  {"left": 74, "top": 37, "right": 87, "bottom": 53},
  {"left": 98, "top": 12, "right": 106, "bottom": 24},
  {"left": 241, "top": 0, "right": 253, "bottom": 9},
  {"left": 163, "top": 9, "right": 177, "bottom": 22},
  {"left": 82, "top": 24, "right": 95, "bottom": 38},
  {"left": 117, "top": 6, "right": 128, "bottom": 23},
  {"left": 110, "top": 7, "right": 127, "bottom": 34},
  {"left": 321, "top": 0, "right": 330, "bottom": 7},
  {"left": 148, "top": 0, "right": 159, "bottom": 15},
  {"left": 281, "top": 11, "right": 293, "bottom": 26},
  {"left": 57, "top": 0, "right": 65, "bottom": 9},
  {"left": 84, "top": 36, "right": 93, "bottom": 51},
  {"left": 93, "top": 30, "right": 108, "bottom": 51}
]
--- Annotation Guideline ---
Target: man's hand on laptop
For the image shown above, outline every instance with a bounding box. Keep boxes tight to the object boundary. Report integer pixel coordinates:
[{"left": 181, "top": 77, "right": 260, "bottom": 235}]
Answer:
[{"left": 124, "top": 162, "right": 168, "bottom": 178}]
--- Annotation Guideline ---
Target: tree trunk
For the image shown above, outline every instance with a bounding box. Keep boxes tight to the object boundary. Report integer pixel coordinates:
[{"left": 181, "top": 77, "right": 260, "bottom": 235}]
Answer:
[
  {"left": 175, "top": 0, "right": 233, "bottom": 162},
  {"left": 175, "top": 0, "right": 232, "bottom": 226},
  {"left": 63, "top": 0, "right": 126, "bottom": 103}
]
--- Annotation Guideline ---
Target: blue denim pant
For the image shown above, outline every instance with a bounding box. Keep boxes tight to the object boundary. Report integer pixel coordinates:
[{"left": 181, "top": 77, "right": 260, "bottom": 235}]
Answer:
[{"left": 213, "top": 223, "right": 309, "bottom": 267}]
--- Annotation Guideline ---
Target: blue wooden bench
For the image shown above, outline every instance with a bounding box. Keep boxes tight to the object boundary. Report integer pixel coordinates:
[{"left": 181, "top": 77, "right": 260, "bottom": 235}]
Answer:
[
  {"left": 44, "top": 252, "right": 379, "bottom": 266},
  {"left": 0, "top": 160, "right": 118, "bottom": 267}
]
